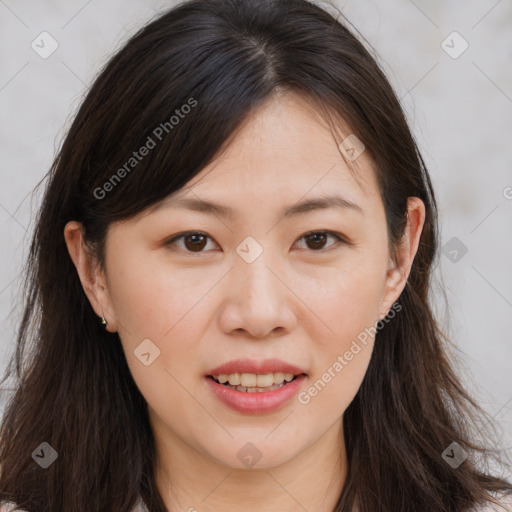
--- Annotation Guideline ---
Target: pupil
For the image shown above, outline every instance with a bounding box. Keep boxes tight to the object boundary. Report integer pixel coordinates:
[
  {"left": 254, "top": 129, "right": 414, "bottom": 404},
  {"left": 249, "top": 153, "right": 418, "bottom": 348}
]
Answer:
[
  {"left": 308, "top": 233, "right": 326, "bottom": 250},
  {"left": 186, "top": 234, "right": 206, "bottom": 251}
]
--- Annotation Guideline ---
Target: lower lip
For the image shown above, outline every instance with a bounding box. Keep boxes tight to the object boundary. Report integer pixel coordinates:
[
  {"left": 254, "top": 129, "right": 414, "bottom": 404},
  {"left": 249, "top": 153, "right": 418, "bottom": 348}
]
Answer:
[{"left": 205, "top": 375, "right": 307, "bottom": 414}]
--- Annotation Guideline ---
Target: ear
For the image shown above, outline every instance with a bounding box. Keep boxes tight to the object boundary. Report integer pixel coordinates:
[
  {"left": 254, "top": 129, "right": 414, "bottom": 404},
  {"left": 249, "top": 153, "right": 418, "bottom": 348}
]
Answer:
[
  {"left": 378, "top": 197, "right": 426, "bottom": 319},
  {"left": 63, "top": 221, "right": 118, "bottom": 333}
]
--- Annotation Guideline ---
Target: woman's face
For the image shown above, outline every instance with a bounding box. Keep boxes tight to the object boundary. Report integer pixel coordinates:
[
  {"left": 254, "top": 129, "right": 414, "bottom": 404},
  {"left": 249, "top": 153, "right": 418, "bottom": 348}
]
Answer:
[{"left": 73, "top": 92, "right": 423, "bottom": 471}]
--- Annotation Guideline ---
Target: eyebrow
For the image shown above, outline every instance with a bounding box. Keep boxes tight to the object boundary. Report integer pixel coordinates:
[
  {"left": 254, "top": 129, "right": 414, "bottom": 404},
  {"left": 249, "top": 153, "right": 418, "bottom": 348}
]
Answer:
[{"left": 154, "top": 194, "right": 363, "bottom": 220}]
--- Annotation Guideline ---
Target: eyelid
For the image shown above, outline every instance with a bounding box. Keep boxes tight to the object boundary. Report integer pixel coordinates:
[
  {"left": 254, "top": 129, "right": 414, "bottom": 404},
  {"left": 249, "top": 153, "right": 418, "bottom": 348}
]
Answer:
[{"left": 164, "top": 229, "right": 353, "bottom": 253}]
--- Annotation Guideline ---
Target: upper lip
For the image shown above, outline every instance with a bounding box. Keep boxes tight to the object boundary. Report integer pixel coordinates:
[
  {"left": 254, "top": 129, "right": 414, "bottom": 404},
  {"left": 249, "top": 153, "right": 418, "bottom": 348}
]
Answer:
[{"left": 207, "top": 358, "right": 307, "bottom": 376}]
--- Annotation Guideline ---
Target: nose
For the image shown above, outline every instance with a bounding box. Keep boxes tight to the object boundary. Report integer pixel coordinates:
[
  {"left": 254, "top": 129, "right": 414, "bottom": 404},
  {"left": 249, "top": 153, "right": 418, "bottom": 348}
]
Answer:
[{"left": 217, "top": 252, "right": 297, "bottom": 339}]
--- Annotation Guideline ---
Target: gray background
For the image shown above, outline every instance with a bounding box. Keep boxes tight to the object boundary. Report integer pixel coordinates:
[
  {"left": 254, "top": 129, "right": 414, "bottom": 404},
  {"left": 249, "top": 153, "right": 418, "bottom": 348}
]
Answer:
[{"left": 0, "top": 0, "right": 511, "bottom": 477}]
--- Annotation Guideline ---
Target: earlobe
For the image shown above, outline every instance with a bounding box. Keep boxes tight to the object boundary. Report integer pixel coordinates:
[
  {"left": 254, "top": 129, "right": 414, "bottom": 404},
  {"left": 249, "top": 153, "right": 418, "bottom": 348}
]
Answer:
[{"left": 63, "top": 221, "right": 118, "bottom": 332}]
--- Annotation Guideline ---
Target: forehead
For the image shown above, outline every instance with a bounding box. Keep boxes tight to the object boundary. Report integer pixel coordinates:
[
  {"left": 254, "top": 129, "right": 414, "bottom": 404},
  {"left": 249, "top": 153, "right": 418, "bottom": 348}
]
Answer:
[{"left": 152, "top": 91, "right": 383, "bottom": 220}]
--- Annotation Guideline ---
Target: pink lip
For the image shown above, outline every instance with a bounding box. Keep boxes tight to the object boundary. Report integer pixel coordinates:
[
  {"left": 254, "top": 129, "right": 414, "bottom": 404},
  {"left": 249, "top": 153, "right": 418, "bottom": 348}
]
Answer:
[
  {"left": 205, "top": 374, "right": 307, "bottom": 414},
  {"left": 206, "top": 358, "right": 306, "bottom": 376}
]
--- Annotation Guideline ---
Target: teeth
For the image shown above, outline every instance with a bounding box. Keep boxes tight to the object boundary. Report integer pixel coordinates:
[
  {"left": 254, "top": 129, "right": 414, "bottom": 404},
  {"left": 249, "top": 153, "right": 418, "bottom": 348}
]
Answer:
[
  {"left": 228, "top": 374, "right": 240, "bottom": 386},
  {"left": 241, "top": 373, "right": 257, "bottom": 387},
  {"left": 255, "top": 373, "right": 273, "bottom": 387},
  {"left": 223, "top": 382, "right": 288, "bottom": 392},
  {"left": 213, "top": 372, "right": 297, "bottom": 388}
]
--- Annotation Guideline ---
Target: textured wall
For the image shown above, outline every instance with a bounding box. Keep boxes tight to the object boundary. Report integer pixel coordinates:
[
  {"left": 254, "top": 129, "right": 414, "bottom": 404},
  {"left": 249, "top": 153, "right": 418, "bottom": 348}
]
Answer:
[{"left": 1, "top": 0, "right": 511, "bottom": 477}]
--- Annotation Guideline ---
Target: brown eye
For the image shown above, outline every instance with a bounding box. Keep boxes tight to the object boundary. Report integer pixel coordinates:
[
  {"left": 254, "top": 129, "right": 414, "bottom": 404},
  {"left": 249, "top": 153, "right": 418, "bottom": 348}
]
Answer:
[
  {"left": 183, "top": 233, "right": 208, "bottom": 251},
  {"left": 296, "top": 231, "right": 347, "bottom": 251},
  {"left": 305, "top": 232, "right": 328, "bottom": 250},
  {"left": 166, "top": 231, "right": 216, "bottom": 253}
]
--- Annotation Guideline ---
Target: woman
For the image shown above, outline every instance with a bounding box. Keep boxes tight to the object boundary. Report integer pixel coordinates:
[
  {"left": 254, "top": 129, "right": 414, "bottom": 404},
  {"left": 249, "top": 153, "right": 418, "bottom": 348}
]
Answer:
[{"left": 0, "top": 0, "right": 510, "bottom": 510}]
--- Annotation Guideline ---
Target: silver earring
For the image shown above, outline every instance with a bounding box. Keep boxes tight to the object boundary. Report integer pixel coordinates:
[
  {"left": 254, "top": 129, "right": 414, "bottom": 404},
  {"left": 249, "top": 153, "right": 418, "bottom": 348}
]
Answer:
[{"left": 101, "top": 316, "right": 108, "bottom": 328}]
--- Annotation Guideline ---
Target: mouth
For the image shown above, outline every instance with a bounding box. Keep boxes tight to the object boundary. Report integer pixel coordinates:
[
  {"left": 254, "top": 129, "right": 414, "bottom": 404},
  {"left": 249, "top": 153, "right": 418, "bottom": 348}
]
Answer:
[
  {"left": 204, "top": 359, "right": 307, "bottom": 414},
  {"left": 207, "top": 372, "right": 303, "bottom": 393},
  {"left": 205, "top": 373, "right": 307, "bottom": 414},
  {"left": 205, "top": 359, "right": 308, "bottom": 414}
]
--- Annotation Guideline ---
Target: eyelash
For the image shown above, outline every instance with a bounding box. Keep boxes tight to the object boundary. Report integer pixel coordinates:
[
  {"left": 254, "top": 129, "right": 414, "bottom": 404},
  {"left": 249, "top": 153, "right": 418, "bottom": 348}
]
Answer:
[{"left": 164, "top": 230, "right": 351, "bottom": 254}]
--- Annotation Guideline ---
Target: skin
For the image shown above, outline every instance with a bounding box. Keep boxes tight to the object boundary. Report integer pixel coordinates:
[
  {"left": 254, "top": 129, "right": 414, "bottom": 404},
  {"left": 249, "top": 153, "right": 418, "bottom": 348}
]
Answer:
[{"left": 65, "top": 91, "right": 425, "bottom": 512}]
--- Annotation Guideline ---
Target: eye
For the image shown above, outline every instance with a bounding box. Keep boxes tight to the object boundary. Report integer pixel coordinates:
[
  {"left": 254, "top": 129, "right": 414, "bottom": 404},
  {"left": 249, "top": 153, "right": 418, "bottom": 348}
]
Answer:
[
  {"left": 165, "top": 231, "right": 217, "bottom": 253},
  {"left": 295, "top": 230, "right": 349, "bottom": 251},
  {"left": 165, "top": 230, "right": 350, "bottom": 254}
]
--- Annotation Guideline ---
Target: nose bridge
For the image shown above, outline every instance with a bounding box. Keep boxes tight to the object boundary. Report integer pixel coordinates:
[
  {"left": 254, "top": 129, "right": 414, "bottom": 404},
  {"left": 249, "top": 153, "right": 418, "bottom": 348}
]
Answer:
[
  {"left": 235, "top": 247, "right": 281, "bottom": 306},
  {"left": 222, "top": 240, "right": 294, "bottom": 337}
]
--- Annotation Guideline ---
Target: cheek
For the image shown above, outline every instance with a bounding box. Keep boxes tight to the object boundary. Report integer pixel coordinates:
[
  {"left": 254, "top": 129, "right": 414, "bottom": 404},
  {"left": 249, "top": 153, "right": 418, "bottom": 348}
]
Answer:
[
  {"left": 300, "top": 249, "right": 387, "bottom": 345},
  {"left": 105, "top": 252, "right": 216, "bottom": 429},
  {"left": 106, "top": 243, "right": 214, "bottom": 341},
  {"left": 295, "top": 254, "right": 386, "bottom": 412},
  {"left": 105, "top": 247, "right": 237, "bottom": 402}
]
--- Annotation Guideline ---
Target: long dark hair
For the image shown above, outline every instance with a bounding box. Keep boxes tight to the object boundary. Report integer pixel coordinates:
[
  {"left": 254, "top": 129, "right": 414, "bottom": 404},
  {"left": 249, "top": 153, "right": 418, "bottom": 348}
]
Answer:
[{"left": 1, "top": 0, "right": 510, "bottom": 510}]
